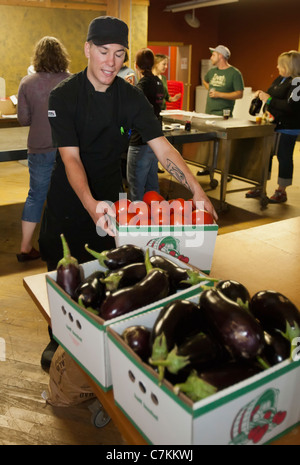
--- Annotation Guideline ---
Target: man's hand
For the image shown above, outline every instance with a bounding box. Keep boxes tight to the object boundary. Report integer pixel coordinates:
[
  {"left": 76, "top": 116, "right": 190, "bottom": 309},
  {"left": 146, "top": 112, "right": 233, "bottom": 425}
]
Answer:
[{"left": 95, "top": 201, "right": 116, "bottom": 237}]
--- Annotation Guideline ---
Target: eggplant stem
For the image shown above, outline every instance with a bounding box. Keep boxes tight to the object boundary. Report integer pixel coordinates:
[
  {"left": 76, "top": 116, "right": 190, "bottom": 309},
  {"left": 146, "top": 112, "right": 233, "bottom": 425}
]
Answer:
[
  {"left": 256, "top": 355, "right": 270, "bottom": 370},
  {"left": 150, "top": 347, "right": 190, "bottom": 375},
  {"left": 78, "top": 297, "right": 99, "bottom": 315},
  {"left": 236, "top": 298, "right": 250, "bottom": 313},
  {"left": 150, "top": 333, "right": 168, "bottom": 362},
  {"left": 101, "top": 272, "right": 122, "bottom": 291},
  {"left": 57, "top": 234, "right": 78, "bottom": 267},
  {"left": 182, "top": 272, "right": 219, "bottom": 286},
  {"left": 144, "top": 248, "right": 153, "bottom": 273},
  {"left": 174, "top": 370, "right": 217, "bottom": 401},
  {"left": 85, "top": 244, "right": 108, "bottom": 268}
]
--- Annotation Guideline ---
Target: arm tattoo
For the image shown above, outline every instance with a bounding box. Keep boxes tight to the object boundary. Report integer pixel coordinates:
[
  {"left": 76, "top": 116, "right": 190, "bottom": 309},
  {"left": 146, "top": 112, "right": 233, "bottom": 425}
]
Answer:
[{"left": 166, "top": 158, "right": 190, "bottom": 190}]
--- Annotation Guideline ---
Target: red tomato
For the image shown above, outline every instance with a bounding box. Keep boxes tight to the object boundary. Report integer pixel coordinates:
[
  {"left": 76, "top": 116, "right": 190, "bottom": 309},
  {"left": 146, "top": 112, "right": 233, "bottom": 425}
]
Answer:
[
  {"left": 114, "top": 198, "right": 131, "bottom": 216},
  {"left": 169, "top": 212, "right": 184, "bottom": 225},
  {"left": 117, "top": 212, "right": 136, "bottom": 225},
  {"left": 151, "top": 210, "right": 167, "bottom": 225},
  {"left": 168, "top": 198, "right": 194, "bottom": 220},
  {"left": 129, "top": 200, "right": 150, "bottom": 216},
  {"left": 151, "top": 200, "right": 171, "bottom": 225},
  {"left": 187, "top": 198, "right": 196, "bottom": 209},
  {"left": 168, "top": 198, "right": 185, "bottom": 214},
  {"left": 143, "top": 191, "right": 165, "bottom": 205},
  {"left": 128, "top": 201, "right": 150, "bottom": 226},
  {"left": 191, "top": 209, "right": 214, "bottom": 225}
]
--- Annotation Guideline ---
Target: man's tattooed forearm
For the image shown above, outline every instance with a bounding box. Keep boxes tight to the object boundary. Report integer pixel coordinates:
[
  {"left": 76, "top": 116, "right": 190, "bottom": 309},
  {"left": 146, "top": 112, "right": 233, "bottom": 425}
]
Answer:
[{"left": 166, "top": 158, "right": 190, "bottom": 190}]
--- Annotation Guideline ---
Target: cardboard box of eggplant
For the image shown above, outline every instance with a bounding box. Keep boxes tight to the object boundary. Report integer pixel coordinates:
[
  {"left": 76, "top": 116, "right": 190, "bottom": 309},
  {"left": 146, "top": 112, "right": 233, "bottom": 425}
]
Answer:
[
  {"left": 46, "top": 238, "right": 214, "bottom": 391},
  {"left": 107, "top": 285, "right": 300, "bottom": 445}
]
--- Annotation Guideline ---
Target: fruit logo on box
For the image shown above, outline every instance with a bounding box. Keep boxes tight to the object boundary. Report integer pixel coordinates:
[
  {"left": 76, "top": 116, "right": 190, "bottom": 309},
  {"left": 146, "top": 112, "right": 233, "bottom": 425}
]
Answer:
[
  {"left": 146, "top": 236, "right": 189, "bottom": 263},
  {"left": 229, "top": 388, "right": 287, "bottom": 445}
]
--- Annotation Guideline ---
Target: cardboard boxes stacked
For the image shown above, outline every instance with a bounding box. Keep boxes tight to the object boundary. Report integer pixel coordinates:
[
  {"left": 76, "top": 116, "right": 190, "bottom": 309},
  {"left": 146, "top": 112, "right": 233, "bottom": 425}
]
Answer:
[{"left": 46, "top": 248, "right": 213, "bottom": 391}]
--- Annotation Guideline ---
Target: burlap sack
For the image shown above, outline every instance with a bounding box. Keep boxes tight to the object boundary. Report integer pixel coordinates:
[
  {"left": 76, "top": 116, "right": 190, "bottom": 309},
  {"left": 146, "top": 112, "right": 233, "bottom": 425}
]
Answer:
[{"left": 46, "top": 345, "right": 96, "bottom": 407}]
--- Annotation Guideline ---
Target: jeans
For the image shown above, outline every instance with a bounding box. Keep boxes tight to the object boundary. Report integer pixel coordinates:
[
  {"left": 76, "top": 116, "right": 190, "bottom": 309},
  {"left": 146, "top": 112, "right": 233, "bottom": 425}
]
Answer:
[
  {"left": 22, "top": 151, "right": 56, "bottom": 223},
  {"left": 127, "top": 144, "right": 160, "bottom": 201},
  {"left": 269, "top": 132, "right": 298, "bottom": 187}
]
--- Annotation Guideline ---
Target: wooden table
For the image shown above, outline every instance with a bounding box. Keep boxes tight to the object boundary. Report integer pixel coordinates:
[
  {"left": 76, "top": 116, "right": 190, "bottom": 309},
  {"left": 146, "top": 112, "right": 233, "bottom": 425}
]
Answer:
[
  {"left": 0, "top": 126, "right": 28, "bottom": 161},
  {"left": 23, "top": 217, "right": 300, "bottom": 445}
]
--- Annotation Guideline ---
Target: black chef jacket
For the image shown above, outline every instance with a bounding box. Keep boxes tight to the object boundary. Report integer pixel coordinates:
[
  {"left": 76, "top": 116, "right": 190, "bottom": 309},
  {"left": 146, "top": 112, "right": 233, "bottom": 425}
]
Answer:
[{"left": 39, "top": 69, "right": 163, "bottom": 268}]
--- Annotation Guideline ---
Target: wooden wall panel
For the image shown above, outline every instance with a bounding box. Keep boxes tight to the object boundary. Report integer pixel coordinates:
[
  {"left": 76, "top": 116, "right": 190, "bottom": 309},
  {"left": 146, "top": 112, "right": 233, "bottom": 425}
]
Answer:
[
  {"left": 0, "top": 5, "right": 102, "bottom": 96},
  {"left": 1, "top": 1, "right": 149, "bottom": 96}
]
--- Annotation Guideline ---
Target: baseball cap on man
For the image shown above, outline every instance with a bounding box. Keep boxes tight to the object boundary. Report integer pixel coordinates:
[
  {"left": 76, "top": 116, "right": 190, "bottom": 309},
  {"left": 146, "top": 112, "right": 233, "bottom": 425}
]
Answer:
[
  {"left": 87, "top": 16, "right": 129, "bottom": 48},
  {"left": 209, "top": 45, "right": 231, "bottom": 60}
]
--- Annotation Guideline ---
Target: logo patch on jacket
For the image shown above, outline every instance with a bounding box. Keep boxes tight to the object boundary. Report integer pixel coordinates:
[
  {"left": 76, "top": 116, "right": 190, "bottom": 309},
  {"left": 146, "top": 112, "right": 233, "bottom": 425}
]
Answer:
[{"left": 48, "top": 110, "right": 56, "bottom": 117}]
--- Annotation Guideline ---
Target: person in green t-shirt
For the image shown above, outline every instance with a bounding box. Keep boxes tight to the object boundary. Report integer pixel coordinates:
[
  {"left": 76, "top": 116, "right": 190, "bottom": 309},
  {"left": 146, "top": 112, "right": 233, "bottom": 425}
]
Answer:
[
  {"left": 198, "top": 45, "right": 244, "bottom": 176},
  {"left": 203, "top": 45, "right": 244, "bottom": 117}
]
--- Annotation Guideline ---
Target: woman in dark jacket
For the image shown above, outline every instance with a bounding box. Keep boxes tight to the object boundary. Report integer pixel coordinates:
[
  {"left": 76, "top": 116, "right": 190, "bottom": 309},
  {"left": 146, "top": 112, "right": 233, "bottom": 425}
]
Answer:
[
  {"left": 246, "top": 51, "right": 300, "bottom": 203},
  {"left": 126, "top": 48, "right": 164, "bottom": 200}
]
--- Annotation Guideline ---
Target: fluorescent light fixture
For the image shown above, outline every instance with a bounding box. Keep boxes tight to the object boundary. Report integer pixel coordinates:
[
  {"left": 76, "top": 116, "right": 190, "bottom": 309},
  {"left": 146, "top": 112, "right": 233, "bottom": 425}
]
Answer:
[{"left": 164, "top": 0, "right": 239, "bottom": 13}]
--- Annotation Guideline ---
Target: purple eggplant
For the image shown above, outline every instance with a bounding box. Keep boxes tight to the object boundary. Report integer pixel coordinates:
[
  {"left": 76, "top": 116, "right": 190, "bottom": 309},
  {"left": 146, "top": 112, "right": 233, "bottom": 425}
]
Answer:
[
  {"left": 199, "top": 288, "right": 265, "bottom": 360},
  {"left": 85, "top": 243, "right": 144, "bottom": 270},
  {"left": 249, "top": 291, "right": 300, "bottom": 354},
  {"left": 75, "top": 270, "right": 106, "bottom": 311},
  {"left": 99, "top": 249, "right": 169, "bottom": 321},
  {"left": 262, "top": 330, "right": 291, "bottom": 366},
  {"left": 150, "top": 299, "right": 204, "bottom": 352},
  {"left": 173, "top": 361, "right": 263, "bottom": 401},
  {"left": 122, "top": 325, "right": 151, "bottom": 362},
  {"left": 102, "top": 262, "right": 147, "bottom": 291},
  {"left": 149, "top": 254, "right": 216, "bottom": 293},
  {"left": 216, "top": 279, "right": 250, "bottom": 306},
  {"left": 150, "top": 331, "right": 224, "bottom": 381},
  {"left": 56, "top": 234, "right": 81, "bottom": 299}
]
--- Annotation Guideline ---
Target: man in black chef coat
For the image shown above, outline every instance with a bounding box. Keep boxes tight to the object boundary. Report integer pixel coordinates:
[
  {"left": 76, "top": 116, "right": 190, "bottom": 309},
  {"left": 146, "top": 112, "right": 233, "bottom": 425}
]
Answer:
[{"left": 39, "top": 16, "right": 217, "bottom": 368}]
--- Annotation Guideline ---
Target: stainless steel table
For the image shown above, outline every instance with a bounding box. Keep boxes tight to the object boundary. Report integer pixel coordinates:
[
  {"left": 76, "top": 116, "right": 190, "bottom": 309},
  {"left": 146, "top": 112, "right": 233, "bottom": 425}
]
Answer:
[
  {"left": 0, "top": 126, "right": 28, "bottom": 161},
  {"left": 163, "top": 112, "right": 275, "bottom": 212}
]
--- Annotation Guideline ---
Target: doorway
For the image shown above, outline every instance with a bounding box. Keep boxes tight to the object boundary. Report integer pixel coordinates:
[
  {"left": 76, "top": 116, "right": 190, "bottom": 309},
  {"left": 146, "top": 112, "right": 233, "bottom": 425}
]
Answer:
[{"left": 148, "top": 43, "right": 192, "bottom": 111}]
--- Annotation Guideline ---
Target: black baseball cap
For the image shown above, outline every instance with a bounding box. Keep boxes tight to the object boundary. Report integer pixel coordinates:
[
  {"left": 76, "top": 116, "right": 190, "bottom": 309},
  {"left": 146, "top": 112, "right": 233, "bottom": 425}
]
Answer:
[{"left": 87, "top": 16, "right": 129, "bottom": 49}]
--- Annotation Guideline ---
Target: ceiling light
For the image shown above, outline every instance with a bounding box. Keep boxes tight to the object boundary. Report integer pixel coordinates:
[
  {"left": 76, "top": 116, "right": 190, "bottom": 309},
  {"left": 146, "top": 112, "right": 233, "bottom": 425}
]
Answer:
[
  {"left": 185, "top": 9, "right": 200, "bottom": 28},
  {"left": 164, "top": 0, "right": 239, "bottom": 13}
]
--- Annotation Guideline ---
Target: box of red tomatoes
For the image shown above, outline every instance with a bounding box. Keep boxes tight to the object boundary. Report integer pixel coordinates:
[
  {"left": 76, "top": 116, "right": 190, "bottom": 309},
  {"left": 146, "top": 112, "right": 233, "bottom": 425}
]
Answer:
[{"left": 113, "top": 192, "right": 218, "bottom": 274}]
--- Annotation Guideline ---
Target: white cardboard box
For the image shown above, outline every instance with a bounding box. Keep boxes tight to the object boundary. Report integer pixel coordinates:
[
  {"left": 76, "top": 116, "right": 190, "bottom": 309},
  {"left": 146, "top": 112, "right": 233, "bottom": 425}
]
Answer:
[
  {"left": 115, "top": 223, "right": 218, "bottom": 274},
  {"left": 46, "top": 248, "right": 211, "bottom": 391},
  {"left": 107, "top": 307, "right": 300, "bottom": 445}
]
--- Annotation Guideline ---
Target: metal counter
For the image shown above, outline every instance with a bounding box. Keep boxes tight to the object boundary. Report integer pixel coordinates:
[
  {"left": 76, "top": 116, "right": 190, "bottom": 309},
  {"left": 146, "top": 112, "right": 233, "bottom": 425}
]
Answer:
[{"left": 163, "top": 112, "right": 275, "bottom": 212}]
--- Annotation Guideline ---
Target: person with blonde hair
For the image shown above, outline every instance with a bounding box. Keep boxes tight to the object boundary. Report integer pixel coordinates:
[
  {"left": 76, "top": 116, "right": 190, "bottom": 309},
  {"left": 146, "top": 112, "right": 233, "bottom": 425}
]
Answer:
[
  {"left": 17, "top": 36, "right": 70, "bottom": 262},
  {"left": 246, "top": 50, "right": 300, "bottom": 203},
  {"left": 152, "top": 53, "right": 181, "bottom": 110}
]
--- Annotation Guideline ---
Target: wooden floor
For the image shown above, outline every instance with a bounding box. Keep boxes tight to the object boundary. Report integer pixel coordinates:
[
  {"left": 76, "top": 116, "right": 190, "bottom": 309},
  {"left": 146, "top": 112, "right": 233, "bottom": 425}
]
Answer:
[{"left": 0, "top": 143, "right": 299, "bottom": 445}]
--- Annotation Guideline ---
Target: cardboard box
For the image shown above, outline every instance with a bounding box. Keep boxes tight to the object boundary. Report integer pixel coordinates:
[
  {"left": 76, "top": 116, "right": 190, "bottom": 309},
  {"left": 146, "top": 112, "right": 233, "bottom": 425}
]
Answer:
[
  {"left": 46, "top": 249, "right": 211, "bottom": 391},
  {"left": 0, "top": 98, "right": 16, "bottom": 116},
  {"left": 107, "top": 307, "right": 300, "bottom": 445},
  {"left": 115, "top": 223, "right": 218, "bottom": 274}
]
